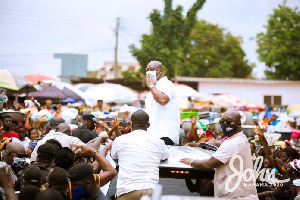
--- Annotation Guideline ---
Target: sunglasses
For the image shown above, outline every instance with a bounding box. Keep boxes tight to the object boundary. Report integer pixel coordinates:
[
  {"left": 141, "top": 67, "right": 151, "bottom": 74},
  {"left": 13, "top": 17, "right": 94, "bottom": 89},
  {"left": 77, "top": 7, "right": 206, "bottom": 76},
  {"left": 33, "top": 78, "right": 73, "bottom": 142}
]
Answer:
[
  {"left": 219, "top": 118, "right": 233, "bottom": 125},
  {"left": 8, "top": 152, "right": 29, "bottom": 158}
]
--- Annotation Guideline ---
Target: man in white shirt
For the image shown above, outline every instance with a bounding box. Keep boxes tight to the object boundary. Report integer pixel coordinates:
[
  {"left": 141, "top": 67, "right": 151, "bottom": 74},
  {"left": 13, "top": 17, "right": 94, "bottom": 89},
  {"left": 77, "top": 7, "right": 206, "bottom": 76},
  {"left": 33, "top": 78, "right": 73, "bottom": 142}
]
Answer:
[
  {"left": 111, "top": 110, "right": 169, "bottom": 200},
  {"left": 145, "top": 60, "right": 180, "bottom": 145},
  {"left": 180, "top": 110, "right": 258, "bottom": 199}
]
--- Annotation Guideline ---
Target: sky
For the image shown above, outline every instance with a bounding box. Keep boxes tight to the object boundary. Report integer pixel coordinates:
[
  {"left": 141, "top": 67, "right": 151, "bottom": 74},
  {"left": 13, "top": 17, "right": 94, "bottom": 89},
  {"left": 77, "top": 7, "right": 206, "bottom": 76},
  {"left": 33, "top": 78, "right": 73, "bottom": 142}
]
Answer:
[{"left": 0, "top": 0, "right": 299, "bottom": 80}]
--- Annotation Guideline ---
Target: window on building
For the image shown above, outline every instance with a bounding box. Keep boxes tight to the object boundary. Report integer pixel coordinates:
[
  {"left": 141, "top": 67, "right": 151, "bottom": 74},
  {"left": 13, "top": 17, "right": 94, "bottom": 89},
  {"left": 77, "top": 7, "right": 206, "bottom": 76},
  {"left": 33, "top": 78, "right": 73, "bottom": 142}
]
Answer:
[
  {"left": 273, "top": 96, "right": 282, "bottom": 106},
  {"left": 128, "top": 65, "right": 135, "bottom": 71},
  {"left": 264, "top": 95, "right": 281, "bottom": 106}
]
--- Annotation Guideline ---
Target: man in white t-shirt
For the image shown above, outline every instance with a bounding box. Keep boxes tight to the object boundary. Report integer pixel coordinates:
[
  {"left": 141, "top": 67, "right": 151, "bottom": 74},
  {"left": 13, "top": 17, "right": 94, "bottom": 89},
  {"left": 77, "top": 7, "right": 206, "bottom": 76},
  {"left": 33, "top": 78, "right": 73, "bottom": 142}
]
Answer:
[
  {"left": 145, "top": 60, "right": 180, "bottom": 145},
  {"left": 111, "top": 110, "right": 169, "bottom": 200},
  {"left": 180, "top": 110, "right": 258, "bottom": 199}
]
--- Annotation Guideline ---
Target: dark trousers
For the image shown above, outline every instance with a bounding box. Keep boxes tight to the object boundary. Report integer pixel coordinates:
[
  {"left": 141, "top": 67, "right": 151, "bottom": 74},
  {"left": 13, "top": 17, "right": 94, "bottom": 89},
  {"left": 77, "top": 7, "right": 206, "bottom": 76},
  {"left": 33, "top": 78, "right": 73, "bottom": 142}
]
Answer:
[{"left": 160, "top": 137, "right": 174, "bottom": 145}]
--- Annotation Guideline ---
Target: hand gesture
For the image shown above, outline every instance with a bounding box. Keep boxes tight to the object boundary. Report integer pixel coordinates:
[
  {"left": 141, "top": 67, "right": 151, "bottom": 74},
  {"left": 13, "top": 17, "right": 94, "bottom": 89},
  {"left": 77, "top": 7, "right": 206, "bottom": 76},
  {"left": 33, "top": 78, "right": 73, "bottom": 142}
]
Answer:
[
  {"left": 180, "top": 158, "right": 193, "bottom": 166},
  {"left": 101, "top": 121, "right": 109, "bottom": 130},
  {"left": 190, "top": 116, "right": 196, "bottom": 125},
  {"left": 0, "top": 164, "right": 13, "bottom": 188},
  {"left": 252, "top": 125, "right": 263, "bottom": 137},
  {"left": 105, "top": 142, "right": 113, "bottom": 151},
  {"left": 146, "top": 74, "right": 156, "bottom": 88},
  {"left": 112, "top": 118, "right": 119, "bottom": 128},
  {"left": 71, "top": 144, "right": 95, "bottom": 158},
  {"left": 100, "top": 135, "right": 109, "bottom": 143}
]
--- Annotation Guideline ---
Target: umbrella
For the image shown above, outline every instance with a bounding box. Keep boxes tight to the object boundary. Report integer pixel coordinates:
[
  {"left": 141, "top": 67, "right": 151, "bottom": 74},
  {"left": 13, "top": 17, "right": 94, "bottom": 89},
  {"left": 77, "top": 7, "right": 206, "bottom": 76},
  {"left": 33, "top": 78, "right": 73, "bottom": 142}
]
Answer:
[
  {"left": 0, "top": 68, "right": 37, "bottom": 96},
  {"left": 0, "top": 68, "right": 31, "bottom": 91},
  {"left": 24, "top": 74, "right": 54, "bottom": 84},
  {"left": 29, "top": 81, "right": 92, "bottom": 106},
  {"left": 29, "top": 82, "right": 82, "bottom": 100},
  {"left": 84, "top": 82, "right": 138, "bottom": 104},
  {"left": 174, "top": 83, "right": 202, "bottom": 98},
  {"left": 73, "top": 83, "right": 93, "bottom": 92}
]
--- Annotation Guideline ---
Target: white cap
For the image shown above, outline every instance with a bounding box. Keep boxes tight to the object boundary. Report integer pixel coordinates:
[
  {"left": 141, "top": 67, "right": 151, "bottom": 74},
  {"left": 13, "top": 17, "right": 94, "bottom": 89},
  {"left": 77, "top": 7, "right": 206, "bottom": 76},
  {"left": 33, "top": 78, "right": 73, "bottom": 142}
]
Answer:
[
  {"left": 289, "top": 159, "right": 300, "bottom": 174},
  {"left": 293, "top": 179, "right": 300, "bottom": 186}
]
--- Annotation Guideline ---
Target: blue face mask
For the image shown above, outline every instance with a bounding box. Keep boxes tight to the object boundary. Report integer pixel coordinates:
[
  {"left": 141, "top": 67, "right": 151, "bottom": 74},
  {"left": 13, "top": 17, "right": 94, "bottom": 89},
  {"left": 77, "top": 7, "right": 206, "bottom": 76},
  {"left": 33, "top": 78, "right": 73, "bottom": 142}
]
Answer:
[
  {"left": 146, "top": 70, "right": 157, "bottom": 81},
  {"left": 71, "top": 186, "right": 86, "bottom": 200}
]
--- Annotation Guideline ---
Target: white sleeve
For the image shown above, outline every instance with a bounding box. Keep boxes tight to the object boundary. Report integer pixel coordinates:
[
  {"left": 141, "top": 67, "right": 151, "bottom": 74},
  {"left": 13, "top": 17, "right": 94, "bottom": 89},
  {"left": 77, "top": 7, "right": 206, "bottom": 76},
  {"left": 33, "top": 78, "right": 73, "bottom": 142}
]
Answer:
[
  {"left": 212, "top": 140, "right": 239, "bottom": 164},
  {"left": 69, "top": 137, "right": 85, "bottom": 152},
  {"left": 110, "top": 140, "right": 118, "bottom": 160},
  {"left": 160, "top": 141, "right": 169, "bottom": 160},
  {"left": 159, "top": 81, "right": 176, "bottom": 100}
]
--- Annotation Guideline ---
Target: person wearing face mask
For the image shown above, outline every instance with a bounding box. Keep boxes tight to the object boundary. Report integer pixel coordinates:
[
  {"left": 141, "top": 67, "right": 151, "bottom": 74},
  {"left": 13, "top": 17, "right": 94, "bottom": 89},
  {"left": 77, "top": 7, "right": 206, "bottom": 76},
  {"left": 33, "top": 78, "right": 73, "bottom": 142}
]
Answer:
[
  {"left": 145, "top": 60, "right": 180, "bottom": 145},
  {"left": 180, "top": 109, "right": 258, "bottom": 199}
]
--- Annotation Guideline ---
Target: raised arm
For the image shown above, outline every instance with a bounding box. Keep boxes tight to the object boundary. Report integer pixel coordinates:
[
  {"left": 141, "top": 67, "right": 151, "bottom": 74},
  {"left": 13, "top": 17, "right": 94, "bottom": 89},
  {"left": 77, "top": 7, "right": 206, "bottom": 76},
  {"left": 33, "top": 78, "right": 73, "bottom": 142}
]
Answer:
[
  {"left": 71, "top": 144, "right": 117, "bottom": 187},
  {"left": 190, "top": 116, "right": 200, "bottom": 142},
  {"left": 146, "top": 74, "right": 169, "bottom": 106},
  {"left": 253, "top": 125, "right": 275, "bottom": 167}
]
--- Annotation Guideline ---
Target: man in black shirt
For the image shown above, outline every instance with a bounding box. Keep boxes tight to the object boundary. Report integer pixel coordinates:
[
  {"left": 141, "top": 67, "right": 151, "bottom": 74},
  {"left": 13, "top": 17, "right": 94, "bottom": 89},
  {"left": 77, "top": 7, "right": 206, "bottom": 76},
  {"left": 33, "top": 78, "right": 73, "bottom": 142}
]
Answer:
[{"left": 71, "top": 114, "right": 98, "bottom": 143}]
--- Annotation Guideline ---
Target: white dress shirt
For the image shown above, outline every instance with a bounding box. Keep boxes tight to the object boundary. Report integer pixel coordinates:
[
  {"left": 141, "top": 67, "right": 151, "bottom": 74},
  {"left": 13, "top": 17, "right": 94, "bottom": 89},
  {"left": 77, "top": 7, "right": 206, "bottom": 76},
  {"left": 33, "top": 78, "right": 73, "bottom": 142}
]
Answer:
[
  {"left": 145, "top": 76, "right": 180, "bottom": 144},
  {"left": 111, "top": 130, "right": 169, "bottom": 197},
  {"left": 30, "top": 130, "right": 85, "bottom": 161}
]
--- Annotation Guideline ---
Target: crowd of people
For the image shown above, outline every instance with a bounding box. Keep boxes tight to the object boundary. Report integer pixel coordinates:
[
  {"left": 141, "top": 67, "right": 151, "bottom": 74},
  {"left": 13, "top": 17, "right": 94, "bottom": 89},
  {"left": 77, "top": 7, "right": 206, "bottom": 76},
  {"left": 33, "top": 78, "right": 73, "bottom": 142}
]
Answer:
[{"left": 0, "top": 60, "right": 299, "bottom": 200}]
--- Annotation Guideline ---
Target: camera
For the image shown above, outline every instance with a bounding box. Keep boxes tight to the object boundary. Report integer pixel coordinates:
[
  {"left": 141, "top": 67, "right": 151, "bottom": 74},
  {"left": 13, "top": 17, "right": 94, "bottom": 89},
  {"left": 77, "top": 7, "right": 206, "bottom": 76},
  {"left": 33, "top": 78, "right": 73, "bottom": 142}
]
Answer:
[{"left": 12, "top": 157, "right": 28, "bottom": 169}]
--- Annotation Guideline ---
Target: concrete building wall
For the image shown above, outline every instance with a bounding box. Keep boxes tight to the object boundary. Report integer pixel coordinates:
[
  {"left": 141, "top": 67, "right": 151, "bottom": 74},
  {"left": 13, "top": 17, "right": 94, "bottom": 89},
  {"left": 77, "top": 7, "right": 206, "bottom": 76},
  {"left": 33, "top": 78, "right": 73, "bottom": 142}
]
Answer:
[
  {"left": 177, "top": 77, "right": 300, "bottom": 107},
  {"left": 198, "top": 81, "right": 299, "bottom": 106}
]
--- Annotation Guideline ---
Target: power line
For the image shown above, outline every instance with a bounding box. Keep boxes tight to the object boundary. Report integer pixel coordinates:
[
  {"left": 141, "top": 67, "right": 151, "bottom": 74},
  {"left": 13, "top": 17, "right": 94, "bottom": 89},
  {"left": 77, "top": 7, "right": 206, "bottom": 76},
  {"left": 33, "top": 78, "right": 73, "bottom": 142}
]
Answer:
[{"left": 0, "top": 48, "right": 114, "bottom": 58}]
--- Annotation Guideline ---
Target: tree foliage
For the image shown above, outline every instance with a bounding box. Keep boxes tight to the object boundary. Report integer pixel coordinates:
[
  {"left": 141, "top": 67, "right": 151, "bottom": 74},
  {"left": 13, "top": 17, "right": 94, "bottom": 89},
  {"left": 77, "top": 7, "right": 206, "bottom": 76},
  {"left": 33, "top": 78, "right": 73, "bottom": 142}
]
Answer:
[
  {"left": 130, "top": 0, "right": 253, "bottom": 79},
  {"left": 130, "top": 0, "right": 206, "bottom": 78},
  {"left": 256, "top": 3, "right": 300, "bottom": 80},
  {"left": 180, "top": 20, "right": 253, "bottom": 78}
]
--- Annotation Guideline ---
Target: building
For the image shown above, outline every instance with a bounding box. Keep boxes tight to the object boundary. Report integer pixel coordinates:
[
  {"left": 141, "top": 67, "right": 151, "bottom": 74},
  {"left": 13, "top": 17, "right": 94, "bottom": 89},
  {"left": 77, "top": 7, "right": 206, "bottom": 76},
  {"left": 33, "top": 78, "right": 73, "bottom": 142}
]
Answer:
[
  {"left": 96, "top": 62, "right": 140, "bottom": 80},
  {"left": 177, "top": 77, "right": 300, "bottom": 107},
  {"left": 54, "top": 54, "right": 88, "bottom": 83}
]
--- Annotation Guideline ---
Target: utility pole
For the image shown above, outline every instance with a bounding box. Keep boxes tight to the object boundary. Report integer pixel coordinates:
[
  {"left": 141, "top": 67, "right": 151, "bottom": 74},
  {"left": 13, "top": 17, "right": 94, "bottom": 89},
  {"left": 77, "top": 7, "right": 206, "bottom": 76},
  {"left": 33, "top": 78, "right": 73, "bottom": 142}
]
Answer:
[
  {"left": 114, "top": 17, "right": 120, "bottom": 79},
  {"left": 174, "top": 61, "right": 178, "bottom": 83}
]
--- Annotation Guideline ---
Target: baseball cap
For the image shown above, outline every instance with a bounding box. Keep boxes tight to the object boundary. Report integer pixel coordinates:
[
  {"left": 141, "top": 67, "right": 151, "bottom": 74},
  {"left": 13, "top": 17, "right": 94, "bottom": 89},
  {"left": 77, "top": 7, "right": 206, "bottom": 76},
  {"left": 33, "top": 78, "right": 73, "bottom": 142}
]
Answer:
[
  {"left": 82, "top": 114, "right": 99, "bottom": 124},
  {"left": 23, "top": 166, "right": 42, "bottom": 184},
  {"left": 49, "top": 117, "right": 64, "bottom": 127},
  {"left": 67, "top": 162, "right": 93, "bottom": 182},
  {"left": 37, "top": 143, "right": 56, "bottom": 156},
  {"left": 55, "top": 123, "right": 71, "bottom": 134}
]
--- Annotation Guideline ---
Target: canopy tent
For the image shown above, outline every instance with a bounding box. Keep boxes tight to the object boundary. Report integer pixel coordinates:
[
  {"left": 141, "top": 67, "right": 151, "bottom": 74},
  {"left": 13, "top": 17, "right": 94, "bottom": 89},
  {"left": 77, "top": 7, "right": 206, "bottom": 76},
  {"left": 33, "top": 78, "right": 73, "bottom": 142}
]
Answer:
[
  {"left": 84, "top": 82, "right": 138, "bottom": 104},
  {"left": 174, "top": 83, "right": 202, "bottom": 98},
  {"left": 197, "top": 94, "right": 265, "bottom": 111}
]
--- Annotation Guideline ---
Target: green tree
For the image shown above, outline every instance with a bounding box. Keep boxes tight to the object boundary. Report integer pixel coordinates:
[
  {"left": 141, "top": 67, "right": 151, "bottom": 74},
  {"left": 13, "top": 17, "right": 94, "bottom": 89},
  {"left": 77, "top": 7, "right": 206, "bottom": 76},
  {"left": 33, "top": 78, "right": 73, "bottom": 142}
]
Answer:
[
  {"left": 180, "top": 20, "right": 253, "bottom": 78},
  {"left": 130, "top": 0, "right": 206, "bottom": 78},
  {"left": 121, "top": 70, "right": 144, "bottom": 82},
  {"left": 256, "top": 3, "right": 300, "bottom": 80},
  {"left": 87, "top": 70, "right": 98, "bottom": 78}
]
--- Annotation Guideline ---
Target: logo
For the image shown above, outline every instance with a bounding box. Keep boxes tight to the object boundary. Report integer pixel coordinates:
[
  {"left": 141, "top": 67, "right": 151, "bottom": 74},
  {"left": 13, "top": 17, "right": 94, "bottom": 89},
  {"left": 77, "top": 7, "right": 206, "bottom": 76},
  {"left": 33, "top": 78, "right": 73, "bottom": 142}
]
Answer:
[
  {"left": 225, "top": 155, "right": 290, "bottom": 193},
  {"left": 225, "top": 127, "right": 233, "bottom": 132}
]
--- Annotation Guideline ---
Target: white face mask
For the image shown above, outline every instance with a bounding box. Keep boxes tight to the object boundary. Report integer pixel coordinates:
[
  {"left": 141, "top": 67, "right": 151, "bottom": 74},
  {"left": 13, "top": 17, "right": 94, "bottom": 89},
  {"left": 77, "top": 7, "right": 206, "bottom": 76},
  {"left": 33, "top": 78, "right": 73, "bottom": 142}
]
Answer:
[{"left": 146, "top": 71, "right": 157, "bottom": 81}]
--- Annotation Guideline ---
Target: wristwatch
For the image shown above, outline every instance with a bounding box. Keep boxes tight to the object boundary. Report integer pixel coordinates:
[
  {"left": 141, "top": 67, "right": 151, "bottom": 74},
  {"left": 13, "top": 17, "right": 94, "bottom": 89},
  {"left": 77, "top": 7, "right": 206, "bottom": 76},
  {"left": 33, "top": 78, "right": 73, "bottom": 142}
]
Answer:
[
  {"left": 92, "top": 149, "right": 98, "bottom": 157},
  {"left": 149, "top": 85, "right": 155, "bottom": 89},
  {"left": 192, "top": 141, "right": 196, "bottom": 147}
]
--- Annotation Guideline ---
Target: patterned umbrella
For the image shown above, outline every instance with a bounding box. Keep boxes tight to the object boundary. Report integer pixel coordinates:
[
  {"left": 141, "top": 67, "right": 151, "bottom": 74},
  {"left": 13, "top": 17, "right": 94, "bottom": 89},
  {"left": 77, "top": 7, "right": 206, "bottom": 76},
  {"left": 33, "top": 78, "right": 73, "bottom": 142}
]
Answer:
[{"left": 0, "top": 68, "right": 30, "bottom": 91}]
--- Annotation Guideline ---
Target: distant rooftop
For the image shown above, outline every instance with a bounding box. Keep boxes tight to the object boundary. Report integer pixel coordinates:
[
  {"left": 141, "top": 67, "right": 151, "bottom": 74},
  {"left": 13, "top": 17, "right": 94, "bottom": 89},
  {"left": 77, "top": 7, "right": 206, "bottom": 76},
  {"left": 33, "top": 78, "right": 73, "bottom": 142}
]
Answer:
[{"left": 176, "top": 77, "right": 300, "bottom": 85}]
